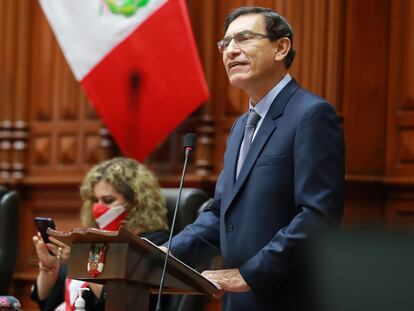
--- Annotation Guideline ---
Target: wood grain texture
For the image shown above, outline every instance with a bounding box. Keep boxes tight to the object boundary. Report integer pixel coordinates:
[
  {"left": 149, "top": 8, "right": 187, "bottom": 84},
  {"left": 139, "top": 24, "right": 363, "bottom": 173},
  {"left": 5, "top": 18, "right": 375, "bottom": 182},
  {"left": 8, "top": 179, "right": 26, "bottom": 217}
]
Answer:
[{"left": 1, "top": 0, "right": 414, "bottom": 309}]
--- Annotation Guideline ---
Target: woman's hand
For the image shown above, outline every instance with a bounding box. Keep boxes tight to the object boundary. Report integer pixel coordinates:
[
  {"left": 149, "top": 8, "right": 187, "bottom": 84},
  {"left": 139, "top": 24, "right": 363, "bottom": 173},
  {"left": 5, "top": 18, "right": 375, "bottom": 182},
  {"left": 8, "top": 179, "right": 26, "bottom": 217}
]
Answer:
[
  {"left": 33, "top": 233, "right": 70, "bottom": 300},
  {"left": 32, "top": 233, "right": 71, "bottom": 268},
  {"left": 49, "top": 236, "right": 71, "bottom": 264}
]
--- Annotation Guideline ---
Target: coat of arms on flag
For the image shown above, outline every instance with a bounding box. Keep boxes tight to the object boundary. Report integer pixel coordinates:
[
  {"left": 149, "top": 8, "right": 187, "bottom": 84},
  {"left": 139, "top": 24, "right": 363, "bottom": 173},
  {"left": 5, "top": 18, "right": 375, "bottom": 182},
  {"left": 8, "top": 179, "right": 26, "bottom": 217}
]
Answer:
[
  {"left": 87, "top": 243, "right": 108, "bottom": 278},
  {"left": 102, "top": 0, "right": 150, "bottom": 17}
]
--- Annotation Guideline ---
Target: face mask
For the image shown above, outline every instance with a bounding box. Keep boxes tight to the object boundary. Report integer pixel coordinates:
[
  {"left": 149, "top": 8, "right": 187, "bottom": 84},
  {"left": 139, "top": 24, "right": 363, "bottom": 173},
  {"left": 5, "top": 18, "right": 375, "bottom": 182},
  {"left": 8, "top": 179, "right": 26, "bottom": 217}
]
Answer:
[{"left": 92, "top": 203, "right": 127, "bottom": 231}]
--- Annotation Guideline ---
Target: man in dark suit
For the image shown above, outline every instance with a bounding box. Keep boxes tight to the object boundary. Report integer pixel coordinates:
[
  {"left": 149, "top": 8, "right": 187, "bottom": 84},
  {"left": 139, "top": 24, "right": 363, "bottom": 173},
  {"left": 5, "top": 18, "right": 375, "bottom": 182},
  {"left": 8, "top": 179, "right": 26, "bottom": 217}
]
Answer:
[{"left": 169, "top": 6, "right": 344, "bottom": 310}]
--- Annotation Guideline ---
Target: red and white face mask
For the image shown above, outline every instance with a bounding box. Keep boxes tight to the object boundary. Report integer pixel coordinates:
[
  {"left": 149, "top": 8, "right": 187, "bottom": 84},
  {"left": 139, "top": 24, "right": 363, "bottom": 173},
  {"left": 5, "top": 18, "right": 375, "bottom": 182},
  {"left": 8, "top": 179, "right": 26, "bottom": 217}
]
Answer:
[{"left": 92, "top": 203, "right": 128, "bottom": 231}]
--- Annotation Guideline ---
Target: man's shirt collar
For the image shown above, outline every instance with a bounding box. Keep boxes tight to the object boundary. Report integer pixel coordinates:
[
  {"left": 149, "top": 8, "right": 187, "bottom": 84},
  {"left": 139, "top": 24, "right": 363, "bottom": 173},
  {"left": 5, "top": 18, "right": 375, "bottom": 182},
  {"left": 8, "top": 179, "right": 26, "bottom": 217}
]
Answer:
[{"left": 249, "top": 73, "right": 292, "bottom": 119}]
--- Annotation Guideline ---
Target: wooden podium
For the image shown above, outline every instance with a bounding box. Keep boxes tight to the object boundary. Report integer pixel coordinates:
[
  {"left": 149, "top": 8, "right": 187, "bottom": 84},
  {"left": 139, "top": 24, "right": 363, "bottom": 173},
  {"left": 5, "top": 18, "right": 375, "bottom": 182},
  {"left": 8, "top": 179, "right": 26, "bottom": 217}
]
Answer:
[{"left": 48, "top": 227, "right": 220, "bottom": 311}]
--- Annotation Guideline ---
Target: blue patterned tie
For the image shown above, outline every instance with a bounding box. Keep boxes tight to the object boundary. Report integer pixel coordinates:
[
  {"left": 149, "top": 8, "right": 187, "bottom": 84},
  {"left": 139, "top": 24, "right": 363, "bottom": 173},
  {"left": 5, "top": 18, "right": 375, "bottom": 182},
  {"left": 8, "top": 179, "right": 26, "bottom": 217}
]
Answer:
[{"left": 237, "top": 109, "right": 261, "bottom": 177}]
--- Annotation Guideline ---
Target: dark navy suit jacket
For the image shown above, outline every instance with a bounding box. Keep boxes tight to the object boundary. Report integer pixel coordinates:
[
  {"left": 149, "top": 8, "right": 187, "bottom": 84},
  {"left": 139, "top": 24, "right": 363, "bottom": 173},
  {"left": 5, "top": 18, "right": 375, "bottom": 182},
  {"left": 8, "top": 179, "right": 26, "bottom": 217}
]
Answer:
[{"left": 170, "top": 79, "right": 345, "bottom": 310}]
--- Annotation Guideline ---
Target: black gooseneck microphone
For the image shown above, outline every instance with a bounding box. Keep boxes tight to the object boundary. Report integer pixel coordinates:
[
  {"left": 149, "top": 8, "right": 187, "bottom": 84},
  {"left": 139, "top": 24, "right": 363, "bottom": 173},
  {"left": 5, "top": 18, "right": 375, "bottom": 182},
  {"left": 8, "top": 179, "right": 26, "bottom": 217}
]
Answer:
[{"left": 155, "top": 133, "right": 196, "bottom": 311}]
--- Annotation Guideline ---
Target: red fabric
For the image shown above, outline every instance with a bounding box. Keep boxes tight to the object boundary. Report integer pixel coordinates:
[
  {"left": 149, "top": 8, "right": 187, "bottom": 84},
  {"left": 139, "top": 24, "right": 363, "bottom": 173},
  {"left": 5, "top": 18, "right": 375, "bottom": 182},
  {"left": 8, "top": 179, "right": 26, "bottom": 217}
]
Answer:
[
  {"left": 64, "top": 279, "right": 72, "bottom": 311},
  {"left": 81, "top": 0, "right": 208, "bottom": 160},
  {"left": 92, "top": 203, "right": 128, "bottom": 231},
  {"left": 91, "top": 203, "right": 108, "bottom": 219},
  {"left": 101, "top": 212, "right": 127, "bottom": 231},
  {"left": 64, "top": 279, "right": 88, "bottom": 311}
]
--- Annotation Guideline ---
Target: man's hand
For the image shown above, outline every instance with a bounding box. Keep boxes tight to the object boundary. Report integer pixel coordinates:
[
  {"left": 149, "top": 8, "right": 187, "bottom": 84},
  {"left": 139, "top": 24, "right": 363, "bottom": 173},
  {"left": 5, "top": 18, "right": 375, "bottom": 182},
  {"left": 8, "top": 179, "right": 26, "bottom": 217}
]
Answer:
[{"left": 201, "top": 269, "right": 250, "bottom": 293}]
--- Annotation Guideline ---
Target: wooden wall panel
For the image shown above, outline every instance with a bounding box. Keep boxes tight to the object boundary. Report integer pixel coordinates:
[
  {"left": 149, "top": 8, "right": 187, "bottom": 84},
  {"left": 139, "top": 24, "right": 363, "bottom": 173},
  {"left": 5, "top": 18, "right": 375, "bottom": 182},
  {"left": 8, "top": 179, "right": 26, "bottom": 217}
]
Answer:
[
  {"left": 384, "top": 0, "right": 414, "bottom": 228},
  {"left": 30, "top": 0, "right": 54, "bottom": 123},
  {"left": 343, "top": 0, "right": 390, "bottom": 177},
  {"left": 12, "top": 0, "right": 30, "bottom": 179},
  {"left": 0, "top": 0, "right": 8, "bottom": 177},
  {"left": 0, "top": 0, "right": 31, "bottom": 179},
  {"left": 26, "top": 0, "right": 113, "bottom": 181},
  {"left": 1, "top": 0, "right": 413, "bottom": 309},
  {"left": 387, "top": 0, "right": 414, "bottom": 178},
  {"left": 339, "top": 0, "right": 392, "bottom": 227}
]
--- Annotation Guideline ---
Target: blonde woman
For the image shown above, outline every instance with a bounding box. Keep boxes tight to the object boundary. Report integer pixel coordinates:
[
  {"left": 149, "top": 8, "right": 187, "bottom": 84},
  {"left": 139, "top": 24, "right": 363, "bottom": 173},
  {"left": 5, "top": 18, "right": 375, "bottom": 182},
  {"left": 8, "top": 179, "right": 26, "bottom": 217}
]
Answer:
[{"left": 31, "top": 157, "right": 169, "bottom": 311}]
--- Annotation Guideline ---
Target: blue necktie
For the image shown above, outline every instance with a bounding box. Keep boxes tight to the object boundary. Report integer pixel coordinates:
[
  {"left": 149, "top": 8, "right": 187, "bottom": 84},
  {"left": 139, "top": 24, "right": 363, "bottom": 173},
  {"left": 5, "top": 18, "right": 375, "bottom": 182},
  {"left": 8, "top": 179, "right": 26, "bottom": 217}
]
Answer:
[{"left": 236, "top": 109, "right": 261, "bottom": 177}]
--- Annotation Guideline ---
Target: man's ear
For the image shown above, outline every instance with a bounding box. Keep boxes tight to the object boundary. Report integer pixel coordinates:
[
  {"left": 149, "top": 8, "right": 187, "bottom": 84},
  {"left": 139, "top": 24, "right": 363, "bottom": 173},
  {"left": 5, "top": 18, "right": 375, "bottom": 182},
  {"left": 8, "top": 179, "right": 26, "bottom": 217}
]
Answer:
[{"left": 274, "top": 37, "right": 291, "bottom": 62}]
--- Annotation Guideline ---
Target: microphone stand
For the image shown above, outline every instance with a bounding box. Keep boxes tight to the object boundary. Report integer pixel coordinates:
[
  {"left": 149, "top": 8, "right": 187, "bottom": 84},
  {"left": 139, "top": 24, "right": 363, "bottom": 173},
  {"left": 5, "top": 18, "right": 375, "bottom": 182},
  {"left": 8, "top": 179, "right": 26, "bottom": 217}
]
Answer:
[{"left": 155, "top": 136, "right": 194, "bottom": 311}]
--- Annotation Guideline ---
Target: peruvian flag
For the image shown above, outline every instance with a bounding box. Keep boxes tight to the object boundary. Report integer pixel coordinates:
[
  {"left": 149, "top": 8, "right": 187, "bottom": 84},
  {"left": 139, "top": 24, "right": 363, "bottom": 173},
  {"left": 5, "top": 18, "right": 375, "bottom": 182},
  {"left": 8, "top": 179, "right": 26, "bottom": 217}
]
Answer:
[{"left": 39, "top": 0, "right": 209, "bottom": 160}]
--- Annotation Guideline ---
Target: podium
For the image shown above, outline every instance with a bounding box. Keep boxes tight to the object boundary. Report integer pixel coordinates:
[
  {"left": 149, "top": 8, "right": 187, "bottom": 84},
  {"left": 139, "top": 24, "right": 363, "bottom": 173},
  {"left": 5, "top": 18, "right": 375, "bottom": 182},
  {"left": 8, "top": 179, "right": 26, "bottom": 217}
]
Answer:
[{"left": 48, "top": 227, "right": 220, "bottom": 311}]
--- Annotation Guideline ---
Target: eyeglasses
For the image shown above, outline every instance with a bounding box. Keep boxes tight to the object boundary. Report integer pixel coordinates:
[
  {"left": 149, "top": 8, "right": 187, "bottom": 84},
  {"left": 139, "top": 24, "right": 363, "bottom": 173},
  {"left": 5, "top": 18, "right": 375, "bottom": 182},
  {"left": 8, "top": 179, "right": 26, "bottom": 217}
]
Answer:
[{"left": 217, "top": 30, "right": 271, "bottom": 53}]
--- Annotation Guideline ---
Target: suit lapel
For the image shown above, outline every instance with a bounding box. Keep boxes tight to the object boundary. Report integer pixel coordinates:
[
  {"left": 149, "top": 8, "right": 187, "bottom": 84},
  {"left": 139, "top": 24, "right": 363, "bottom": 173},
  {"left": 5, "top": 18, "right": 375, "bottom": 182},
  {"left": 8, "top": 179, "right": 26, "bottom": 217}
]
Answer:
[
  {"left": 233, "top": 117, "right": 276, "bottom": 189},
  {"left": 223, "top": 79, "right": 300, "bottom": 214},
  {"left": 224, "top": 114, "right": 247, "bottom": 188}
]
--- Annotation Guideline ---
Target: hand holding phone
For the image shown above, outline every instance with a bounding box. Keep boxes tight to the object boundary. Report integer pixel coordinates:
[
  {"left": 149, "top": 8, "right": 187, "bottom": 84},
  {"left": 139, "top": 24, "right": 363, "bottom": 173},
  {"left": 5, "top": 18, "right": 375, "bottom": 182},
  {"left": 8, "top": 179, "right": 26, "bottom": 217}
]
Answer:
[{"left": 34, "top": 217, "right": 56, "bottom": 244}]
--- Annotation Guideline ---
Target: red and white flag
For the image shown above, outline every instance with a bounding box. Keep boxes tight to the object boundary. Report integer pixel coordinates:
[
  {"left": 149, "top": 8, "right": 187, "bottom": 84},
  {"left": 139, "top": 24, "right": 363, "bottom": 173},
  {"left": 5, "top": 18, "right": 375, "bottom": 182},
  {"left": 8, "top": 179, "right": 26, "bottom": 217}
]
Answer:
[
  {"left": 63, "top": 279, "right": 88, "bottom": 311},
  {"left": 39, "top": 0, "right": 209, "bottom": 160}
]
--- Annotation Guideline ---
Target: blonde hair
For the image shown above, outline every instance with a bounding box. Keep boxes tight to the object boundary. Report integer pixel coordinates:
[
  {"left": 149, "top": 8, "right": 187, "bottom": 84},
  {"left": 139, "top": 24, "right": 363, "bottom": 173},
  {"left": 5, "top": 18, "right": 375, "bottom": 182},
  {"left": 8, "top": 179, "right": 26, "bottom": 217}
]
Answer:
[{"left": 80, "top": 157, "right": 168, "bottom": 233}]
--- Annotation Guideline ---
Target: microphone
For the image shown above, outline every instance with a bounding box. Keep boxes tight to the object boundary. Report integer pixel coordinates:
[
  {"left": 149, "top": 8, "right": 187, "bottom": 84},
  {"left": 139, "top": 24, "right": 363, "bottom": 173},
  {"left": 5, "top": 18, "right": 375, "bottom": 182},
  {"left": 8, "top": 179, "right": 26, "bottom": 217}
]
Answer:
[
  {"left": 155, "top": 133, "right": 196, "bottom": 311},
  {"left": 183, "top": 132, "right": 196, "bottom": 153}
]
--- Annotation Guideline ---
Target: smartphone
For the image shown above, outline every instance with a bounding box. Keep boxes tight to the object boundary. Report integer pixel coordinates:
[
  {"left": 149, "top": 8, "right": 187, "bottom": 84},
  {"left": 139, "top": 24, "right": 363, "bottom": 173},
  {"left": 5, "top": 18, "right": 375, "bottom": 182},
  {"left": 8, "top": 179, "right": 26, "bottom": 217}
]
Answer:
[{"left": 34, "top": 217, "right": 56, "bottom": 243}]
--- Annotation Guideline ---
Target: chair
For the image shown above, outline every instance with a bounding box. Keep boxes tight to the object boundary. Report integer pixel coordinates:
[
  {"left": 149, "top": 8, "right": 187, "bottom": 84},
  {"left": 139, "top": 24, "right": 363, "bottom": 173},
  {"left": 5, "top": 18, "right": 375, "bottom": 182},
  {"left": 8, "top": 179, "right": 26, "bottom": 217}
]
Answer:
[
  {"left": 0, "top": 191, "right": 19, "bottom": 295},
  {"left": 0, "top": 186, "right": 8, "bottom": 201},
  {"left": 160, "top": 188, "right": 213, "bottom": 311},
  {"left": 161, "top": 188, "right": 210, "bottom": 235}
]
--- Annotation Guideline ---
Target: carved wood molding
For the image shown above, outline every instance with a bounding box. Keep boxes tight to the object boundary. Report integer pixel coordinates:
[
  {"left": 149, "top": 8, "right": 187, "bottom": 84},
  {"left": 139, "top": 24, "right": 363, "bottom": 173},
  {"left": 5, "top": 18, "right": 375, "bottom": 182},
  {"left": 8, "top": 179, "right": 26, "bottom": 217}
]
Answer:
[{"left": 0, "top": 0, "right": 30, "bottom": 181}]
